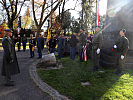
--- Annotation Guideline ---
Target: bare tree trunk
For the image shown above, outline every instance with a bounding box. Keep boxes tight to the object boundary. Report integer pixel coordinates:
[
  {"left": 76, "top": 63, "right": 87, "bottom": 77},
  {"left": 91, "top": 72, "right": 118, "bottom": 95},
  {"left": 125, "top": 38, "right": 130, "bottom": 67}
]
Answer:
[
  {"left": 32, "top": 0, "right": 62, "bottom": 37},
  {"left": 36, "top": 26, "right": 41, "bottom": 38}
]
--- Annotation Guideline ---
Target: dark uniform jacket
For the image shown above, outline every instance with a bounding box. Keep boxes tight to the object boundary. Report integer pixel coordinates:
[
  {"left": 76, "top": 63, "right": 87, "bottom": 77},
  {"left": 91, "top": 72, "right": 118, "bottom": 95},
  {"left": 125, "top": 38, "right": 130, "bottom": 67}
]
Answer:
[
  {"left": 22, "top": 37, "right": 27, "bottom": 44},
  {"left": 92, "top": 31, "right": 102, "bottom": 67},
  {"left": 29, "top": 38, "right": 36, "bottom": 49},
  {"left": 70, "top": 34, "right": 78, "bottom": 48},
  {"left": 48, "top": 39, "right": 56, "bottom": 48},
  {"left": 37, "top": 37, "right": 44, "bottom": 49},
  {"left": 57, "top": 37, "right": 65, "bottom": 51},
  {"left": 2, "top": 36, "right": 20, "bottom": 76},
  {"left": 17, "top": 37, "right": 21, "bottom": 45},
  {"left": 79, "top": 33, "right": 87, "bottom": 46},
  {"left": 115, "top": 36, "right": 129, "bottom": 56},
  {"left": 92, "top": 31, "right": 103, "bottom": 50}
]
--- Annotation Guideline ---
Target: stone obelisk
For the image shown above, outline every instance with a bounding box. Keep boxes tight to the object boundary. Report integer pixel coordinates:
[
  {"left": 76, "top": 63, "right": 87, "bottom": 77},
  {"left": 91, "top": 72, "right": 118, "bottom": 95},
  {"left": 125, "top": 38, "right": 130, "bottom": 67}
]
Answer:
[{"left": 100, "top": 0, "right": 133, "bottom": 67}]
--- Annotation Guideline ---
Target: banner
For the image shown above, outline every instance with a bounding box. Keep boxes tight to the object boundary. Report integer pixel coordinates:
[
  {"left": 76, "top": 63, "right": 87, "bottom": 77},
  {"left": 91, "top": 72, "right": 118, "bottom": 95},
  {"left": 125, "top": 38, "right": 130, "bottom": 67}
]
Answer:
[{"left": 47, "top": 21, "right": 51, "bottom": 41}]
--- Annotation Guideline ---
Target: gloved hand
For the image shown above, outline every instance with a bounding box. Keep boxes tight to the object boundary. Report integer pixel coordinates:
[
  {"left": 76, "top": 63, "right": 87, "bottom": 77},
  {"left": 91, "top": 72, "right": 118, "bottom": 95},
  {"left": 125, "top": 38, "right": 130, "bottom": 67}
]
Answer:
[
  {"left": 114, "top": 45, "right": 117, "bottom": 49},
  {"left": 121, "top": 55, "right": 124, "bottom": 60},
  {"left": 9, "top": 60, "right": 14, "bottom": 63},
  {"left": 96, "top": 48, "right": 100, "bottom": 54}
]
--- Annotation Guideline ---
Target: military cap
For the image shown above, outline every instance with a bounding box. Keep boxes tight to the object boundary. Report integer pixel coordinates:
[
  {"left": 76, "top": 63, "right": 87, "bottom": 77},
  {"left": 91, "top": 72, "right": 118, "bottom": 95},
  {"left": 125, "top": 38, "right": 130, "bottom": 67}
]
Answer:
[
  {"left": 120, "top": 29, "right": 126, "bottom": 33},
  {"left": 4, "top": 29, "right": 13, "bottom": 32}
]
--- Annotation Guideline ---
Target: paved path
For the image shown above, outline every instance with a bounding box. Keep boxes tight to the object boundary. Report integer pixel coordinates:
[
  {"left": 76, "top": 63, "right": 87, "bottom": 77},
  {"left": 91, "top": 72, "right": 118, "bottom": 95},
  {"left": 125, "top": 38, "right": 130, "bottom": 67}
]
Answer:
[{"left": 0, "top": 49, "right": 51, "bottom": 100}]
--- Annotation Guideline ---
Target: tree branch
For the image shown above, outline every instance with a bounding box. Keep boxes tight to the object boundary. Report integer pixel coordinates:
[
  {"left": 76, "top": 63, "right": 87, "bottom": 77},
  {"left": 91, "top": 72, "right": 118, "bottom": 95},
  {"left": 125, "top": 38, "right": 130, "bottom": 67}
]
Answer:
[
  {"left": 41, "top": 0, "right": 63, "bottom": 27},
  {"left": 39, "top": 0, "right": 47, "bottom": 25},
  {"left": 15, "top": 0, "right": 18, "bottom": 16},
  {"left": 9, "top": 0, "right": 14, "bottom": 13},
  {"left": 32, "top": 0, "right": 38, "bottom": 26},
  {"left": 2, "top": 0, "right": 11, "bottom": 23},
  {"left": 0, "top": 1, "right": 4, "bottom": 5},
  {"left": 15, "top": 0, "right": 26, "bottom": 20}
]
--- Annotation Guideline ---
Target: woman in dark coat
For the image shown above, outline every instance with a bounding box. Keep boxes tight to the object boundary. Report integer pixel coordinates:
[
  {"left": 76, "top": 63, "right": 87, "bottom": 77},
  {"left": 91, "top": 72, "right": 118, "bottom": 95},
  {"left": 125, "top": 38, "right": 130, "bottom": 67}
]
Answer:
[{"left": 2, "top": 30, "right": 20, "bottom": 86}]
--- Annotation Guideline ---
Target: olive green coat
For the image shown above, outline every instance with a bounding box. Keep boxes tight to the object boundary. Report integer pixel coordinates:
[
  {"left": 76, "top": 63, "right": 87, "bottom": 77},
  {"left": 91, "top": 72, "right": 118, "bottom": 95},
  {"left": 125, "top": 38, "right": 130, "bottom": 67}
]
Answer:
[
  {"left": 92, "top": 31, "right": 103, "bottom": 67},
  {"left": 115, "top": 36, "right": 129, "bottom": 70},
  {"left": 2, "top": 36, "right": 20, "bottom": 76}
]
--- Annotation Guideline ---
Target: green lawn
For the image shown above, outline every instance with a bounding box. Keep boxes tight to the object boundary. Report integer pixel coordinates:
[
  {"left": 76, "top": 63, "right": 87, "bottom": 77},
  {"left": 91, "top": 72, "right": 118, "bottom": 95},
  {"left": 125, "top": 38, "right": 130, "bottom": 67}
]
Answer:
[{"left": 37, "top": 56, "right": 133, "bottom": 100}]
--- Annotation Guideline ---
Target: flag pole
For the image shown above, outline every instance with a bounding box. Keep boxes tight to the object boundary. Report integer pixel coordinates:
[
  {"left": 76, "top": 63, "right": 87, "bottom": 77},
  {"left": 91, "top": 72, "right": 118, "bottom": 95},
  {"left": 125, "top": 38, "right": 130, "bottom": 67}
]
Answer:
[
  {"left": 97, "top": 0, "right": 99, "bottom": 26},
  {"left": 96, "top": 0, "right": 97, "bottom": 27}
]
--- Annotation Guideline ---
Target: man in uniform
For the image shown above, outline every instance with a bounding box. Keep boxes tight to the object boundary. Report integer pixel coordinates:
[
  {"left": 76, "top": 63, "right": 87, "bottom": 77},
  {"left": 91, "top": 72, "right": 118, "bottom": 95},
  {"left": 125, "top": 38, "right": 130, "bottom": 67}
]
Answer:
[
  {"left": 57, "top": 34, "right": 65, "bottom": 59},
  {"left": 79, "top": 29, "right": 87, "bottom": 62},
  {"left": 92, "top": 27, "right": 103, "bottom": 72},
  {"left": 47, "top": 36, "right": 56, "bottom": 53},
  {"left": 70, "top": 30, "right": 79, "bottom": 60},
  {"left": 29, "top": 34, "right": 36, "bottom": 58},
  {"left": 113, "top": 29, "right": 129, "bottom": 75},
  {"left": 22, "top": 34, "right": 27, "bottom": 52},
  {"left": 12, "top": 35, "right": 16, "bottom": 47},
  {"left": 2, "top": 29, "right": 20, "bottom": 86},
  {"left": 37, "top": 34, "right": 44, "bottom": 58},
  {"left": 17, "top": 35, "right": 21, "bottom": 52}
]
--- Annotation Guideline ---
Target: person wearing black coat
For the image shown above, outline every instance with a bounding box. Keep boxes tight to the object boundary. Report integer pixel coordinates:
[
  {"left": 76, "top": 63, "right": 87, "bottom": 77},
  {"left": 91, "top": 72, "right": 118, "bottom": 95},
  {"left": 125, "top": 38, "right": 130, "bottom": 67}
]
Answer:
[
  {"left": 57, "top": 34, "right": 65, "bottom": 59},
  {"left": 2, "top": 30, "right": 20, "bottom": 86},
  {"left": 17, "top": 35, "right": 21, "bottom": 52},
  {"left": 22, "top": 34, "right": 27, "bottom": 52},
  {"left": 37, "top": 34, "right": 44, "bottom": 58},
  {"left": 69, "top": 32, "right": 78, "bottom": 60},
  {"left": 29, "top": 34, "right": 36, "bottom": 58},
  {"left": 47, "top": 36, "right": 56, "bottom": 53}
]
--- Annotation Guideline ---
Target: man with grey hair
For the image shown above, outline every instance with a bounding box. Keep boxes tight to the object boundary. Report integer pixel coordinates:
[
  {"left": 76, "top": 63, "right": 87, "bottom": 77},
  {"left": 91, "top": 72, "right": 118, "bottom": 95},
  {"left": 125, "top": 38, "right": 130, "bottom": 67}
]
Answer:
[
  {"left": 92, "top": 26, "right": 103, "bottom": 72},
  {"left": 2, "top": 29, "right": 20, "bottom": 86}
]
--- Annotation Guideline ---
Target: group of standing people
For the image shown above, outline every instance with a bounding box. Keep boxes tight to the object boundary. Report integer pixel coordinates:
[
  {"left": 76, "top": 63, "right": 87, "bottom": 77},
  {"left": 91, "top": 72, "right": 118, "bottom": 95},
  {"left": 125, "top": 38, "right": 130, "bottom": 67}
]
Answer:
[
  {"left": 27, "top": 34, "right": 45, "bottom": 59},
  {"left": 12, "top": 34, "right": 44, "bottom": 59},
  {"left": 47, "top": 34, "right": 65, "bottom": 59},
  {"left": 12, "top": 34, "right": 27, "bottom": 52},
  {"left": 1, "top": 27, "right": 129, "bottom": 86},
  {"left": 69, "top": 29, "right": 93, "bottom": 61},
  {"left": 69, "top": 27, "right": 129, "bottom": 76}
]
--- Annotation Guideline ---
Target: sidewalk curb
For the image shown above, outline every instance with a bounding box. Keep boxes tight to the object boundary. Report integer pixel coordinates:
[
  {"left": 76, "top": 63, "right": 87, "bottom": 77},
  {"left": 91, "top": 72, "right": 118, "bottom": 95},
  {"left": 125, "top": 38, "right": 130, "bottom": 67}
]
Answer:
[{"left": 29, "top": 59, "right": 70, "bottom": 100}]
